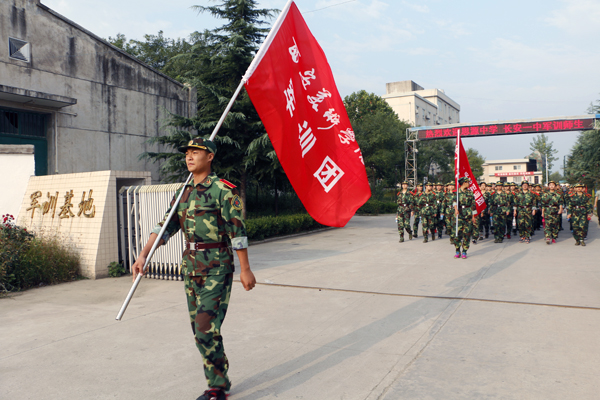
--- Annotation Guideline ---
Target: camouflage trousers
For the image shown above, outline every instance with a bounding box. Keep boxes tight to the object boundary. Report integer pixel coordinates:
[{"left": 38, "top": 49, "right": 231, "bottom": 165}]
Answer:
[
  {"left": 185, "top": 273, "right": 233, "bottom": 391},
  {"left": 492, "top": 213, "right": 507, "bottom": 240},
  {"left": 478, "top": 213, "right": 490, "bottom": 236},
  {"left": 412, "top": 213, "right": 421, "bottom": 235},
  {"left": 571, "top": 213, "right": 588, "bottom": 241},
  {"left": 397, "top": 210, "right": 412, "bottom": 236},
  {"left": 421, "top": 214, "right": 436, "bottom": 238},
  {"left": 445, "top": 215, "right": 455, "bottom": 239},
  {"left": 452, "top": 217, "right": 472, "bottom": 251},
  {"left": 544, "top": 210, "right": 560, "bottom": 239},
  {"left": 436, "top": 213, "right": 445, "bottom": 236},
  {"left": 517, "top": 209, "right": 534, "bottom": 238}
]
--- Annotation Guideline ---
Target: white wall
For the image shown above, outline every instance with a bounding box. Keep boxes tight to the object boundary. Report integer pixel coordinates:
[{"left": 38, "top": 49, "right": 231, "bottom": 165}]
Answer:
[{"left": 0, "top": 145, "right": 35, "bottom": 219}]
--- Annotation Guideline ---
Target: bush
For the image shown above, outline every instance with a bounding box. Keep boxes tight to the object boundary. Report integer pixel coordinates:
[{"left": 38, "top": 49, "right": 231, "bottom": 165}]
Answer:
[
  {"left": 1, "top": 214, "right": 81, "bottom": 293},
  {"left": 246, "top": 213, "right": 325, "bottom": 241},
  {"left": 356, "top": 200, "right": 397, "bottom": 215},
  {"left": 108, "top": 261, "right": 125, "bottom": 277}
]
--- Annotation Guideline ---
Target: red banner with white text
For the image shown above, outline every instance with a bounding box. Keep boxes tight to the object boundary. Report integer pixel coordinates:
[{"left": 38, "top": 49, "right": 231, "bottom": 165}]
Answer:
[
  {"left": 243, "top": 1, "right": 370, "bottom": 227},
  {"left": 455, "top": 136, "right": 486, "bottom": 214}
]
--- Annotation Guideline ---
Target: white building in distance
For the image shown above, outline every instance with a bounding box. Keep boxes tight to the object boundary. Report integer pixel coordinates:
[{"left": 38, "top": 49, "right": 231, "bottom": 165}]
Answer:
[{"left": 382, "top": 80, "right": 460, "bottom": 126}]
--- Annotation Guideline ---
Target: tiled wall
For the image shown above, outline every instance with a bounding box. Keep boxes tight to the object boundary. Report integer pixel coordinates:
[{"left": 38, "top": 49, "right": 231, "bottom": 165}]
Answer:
[{"left": 16, "top": 170, "right": 151, "bottom": 278}]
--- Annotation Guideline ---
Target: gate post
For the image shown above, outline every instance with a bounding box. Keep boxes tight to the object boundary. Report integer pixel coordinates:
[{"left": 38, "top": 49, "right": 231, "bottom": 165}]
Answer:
[{"left": 405, "top": 128, "right": 418, "bottom": 189}]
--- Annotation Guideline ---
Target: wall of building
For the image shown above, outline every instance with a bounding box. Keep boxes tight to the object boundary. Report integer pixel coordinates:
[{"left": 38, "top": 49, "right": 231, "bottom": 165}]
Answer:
[
  {"left": 0, "top": 0, "right": 196, "bottom": 182},
  {"left": 0, "top": 144, "right": 35, "bottom": 217},
  {"left": 382, "top": 80, "right": 460, "bottom": 126},
  {"left": 481, "top": 159, "right": 542, "bottom": 184}
]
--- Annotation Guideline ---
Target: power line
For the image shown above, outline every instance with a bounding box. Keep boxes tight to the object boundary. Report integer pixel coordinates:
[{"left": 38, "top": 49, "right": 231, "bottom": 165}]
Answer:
[{"left": 303, "top": 0, "right": 358, "bottom": 14}]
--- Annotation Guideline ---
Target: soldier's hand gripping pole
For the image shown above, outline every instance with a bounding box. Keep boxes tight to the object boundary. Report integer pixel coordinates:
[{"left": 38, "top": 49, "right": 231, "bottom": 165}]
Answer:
[{"left": 115, "top": 172, "right": 193, "bottom": 321}]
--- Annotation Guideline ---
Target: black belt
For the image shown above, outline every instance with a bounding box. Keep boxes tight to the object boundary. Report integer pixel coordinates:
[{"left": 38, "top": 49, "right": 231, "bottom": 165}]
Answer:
[{"left": 187, "top": 241, "right": 228, "bottom": 251}]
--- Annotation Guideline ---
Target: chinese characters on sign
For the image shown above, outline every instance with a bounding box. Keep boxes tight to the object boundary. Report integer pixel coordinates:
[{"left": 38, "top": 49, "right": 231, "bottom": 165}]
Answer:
[
  {"left": 28, "top": 189, "right": 96, "bottom": 220},
  {"left": 418, "top": 118, "right": 596, "bottom": 141}
]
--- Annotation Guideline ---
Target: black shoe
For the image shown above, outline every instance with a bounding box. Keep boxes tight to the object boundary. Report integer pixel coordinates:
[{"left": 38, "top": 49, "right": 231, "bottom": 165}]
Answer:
[
  {"left": 485, "top": 233, "right": 489, "bottom": 238},
  {"left": 197, "top": 389, "right": 227, "bottom": 400}
]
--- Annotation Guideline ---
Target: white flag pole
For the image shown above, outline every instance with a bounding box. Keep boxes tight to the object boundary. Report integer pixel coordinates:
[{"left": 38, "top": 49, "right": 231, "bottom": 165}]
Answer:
[{"left": 456, "top": 129, "right": 460, "bottom": 236}]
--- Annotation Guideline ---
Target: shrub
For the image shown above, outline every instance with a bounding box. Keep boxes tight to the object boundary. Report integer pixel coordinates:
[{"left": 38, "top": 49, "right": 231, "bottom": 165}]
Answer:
[
  {"left": 246, "top": 213, "right": 325, "bottom": 241},
  {"left": 1, "top": 214, "right": 81, "bottom": 293},
  {"left": 108, "top": 261, "right": 126, "bottom": 277},
  {"left": 356, "top": 200, "right": 397, "bottom": 215}
]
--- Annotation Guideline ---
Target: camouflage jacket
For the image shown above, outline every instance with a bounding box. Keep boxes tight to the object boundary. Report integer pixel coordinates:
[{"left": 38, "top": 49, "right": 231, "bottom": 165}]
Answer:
[
  {"left": 455, "top": 188, "right": 476, "bottom": 219},
  {"left": 541, "top": 191, "right": 563, "bottom": 215},
  {"left": 419, "top": 191, "right": 437, "bottom": 216},
  {"left": 514, "top": 191, "right": 537, "bottom": 210},
  {"left": 443, "top": 191, "right": 456, "bottom": 216},
  {"left": 397, "top": 190, "right": 413, "bottom": 213},
  {"left": 567, "top": 193, "right": 593, "bottom": 215},
  {"left": 412, "top": 192, "right": 423, "bottom": 214},
  {"left": 490, "top": 191, "right": 511, "bottom": 214},
  {"left": 152, "top": 172, "right": 247, "bottom": 276}
]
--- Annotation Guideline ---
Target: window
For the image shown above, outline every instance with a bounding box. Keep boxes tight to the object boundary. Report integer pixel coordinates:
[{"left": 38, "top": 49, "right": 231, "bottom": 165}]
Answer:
[
  {"left": 9, "top": 37, "right": 30, "bottom": 63},
  {"left": 514, "top": 176, "right": 522, "bottom": 183},
  {"left": 495, "top": 166, "right": 503, "bottom": 171},
  {"left": 513, "top": 165, "right": 521, "bottom": 170}
]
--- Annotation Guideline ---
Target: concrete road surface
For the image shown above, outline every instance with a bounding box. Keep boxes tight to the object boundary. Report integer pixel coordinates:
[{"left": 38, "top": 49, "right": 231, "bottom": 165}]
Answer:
[{"left": 1, "top": 215, "right": 599, "bottom": 399}]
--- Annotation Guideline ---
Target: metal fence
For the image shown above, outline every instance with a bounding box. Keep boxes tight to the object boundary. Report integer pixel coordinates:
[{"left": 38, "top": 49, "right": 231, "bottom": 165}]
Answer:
[{"left": 118, "top": 183, "right": 186, "bottom": 280}]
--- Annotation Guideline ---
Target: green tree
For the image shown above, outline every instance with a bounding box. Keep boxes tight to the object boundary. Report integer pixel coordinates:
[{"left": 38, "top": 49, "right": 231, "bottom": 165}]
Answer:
[
  {"left": 107, "top": 31, "right": 192, "bottom": 79},
  {"left": 528, "top": 133, "right": 558, "bottom": 184},
  {"left": 140, "top": 1, "right": 277, "bottom": 218},
  {"left": 566, "top": 97, "right": 600, "bottom": 188},
  {"left": 549, "top": 171, "right": 563, "bottom": 183},
  {"left": 343, "top": 91, "right": 410, "bottom": 190},
  {"left": 466, "top": 148, "right": 486, "bottom": 180},
  {"left": 417, "top": 139, "right": 456, "bottom": 184}
]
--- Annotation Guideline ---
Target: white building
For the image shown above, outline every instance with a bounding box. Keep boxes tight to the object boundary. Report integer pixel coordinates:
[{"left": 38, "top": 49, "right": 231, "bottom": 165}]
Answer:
[
  {"left": 382, "top": 80, "right": 460, "bottom": 126},
  {"left": 481, "top": 158, "right": 542, "bottom": 185}
]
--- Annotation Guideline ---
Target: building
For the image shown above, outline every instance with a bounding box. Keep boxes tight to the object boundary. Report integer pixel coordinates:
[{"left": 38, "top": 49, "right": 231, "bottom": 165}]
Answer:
[
  {"left": 382, "top": 80, "right": 460, "bottom": 126},
  {"left": 481, "top": 158, "right": 542, "bottom": 185},
  {"left": 1, "top": 0, "right": 196, "bottom": 184}
]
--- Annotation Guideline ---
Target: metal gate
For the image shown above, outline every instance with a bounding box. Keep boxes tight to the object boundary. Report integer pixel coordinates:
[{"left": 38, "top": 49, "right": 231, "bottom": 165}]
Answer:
[{"left": 118, "top": 183, "right": 186, "bottom": 280}]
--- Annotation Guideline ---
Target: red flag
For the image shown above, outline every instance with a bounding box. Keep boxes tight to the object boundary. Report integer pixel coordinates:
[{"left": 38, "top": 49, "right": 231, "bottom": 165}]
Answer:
[
  {"left": 243, "top": 1, "right": 370, "bottom": 227},
  {"left": 455, "top": 135, "right": 486, "bottom": 214}
]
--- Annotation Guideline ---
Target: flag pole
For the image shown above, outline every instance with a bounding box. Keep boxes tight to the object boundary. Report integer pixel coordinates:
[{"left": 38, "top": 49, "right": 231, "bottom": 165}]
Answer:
[
  {"left": 456, "top": 129, "right": 460, "bottom": 236},
  {"left": 116, "top": 2, "right": 297, "bottom": 321}
]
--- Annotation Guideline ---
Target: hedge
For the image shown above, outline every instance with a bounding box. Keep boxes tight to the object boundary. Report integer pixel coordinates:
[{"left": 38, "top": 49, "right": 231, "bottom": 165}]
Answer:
[
  {"left": 246, "top": 213, "right": 325, "bottom": 241},
  {"left": 356, "top": 200, "right": 397, "bottom": 215},
  {"left": 1, "top": 214, "right": 80, "bottom": 293}
]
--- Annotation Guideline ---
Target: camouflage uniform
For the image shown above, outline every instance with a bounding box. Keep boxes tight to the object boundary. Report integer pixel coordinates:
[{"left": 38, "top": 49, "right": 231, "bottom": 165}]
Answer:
[
  {"left": 505, "top": 187, "right": 516, "bottom": 238},
  {"left": 514, "top": 189, "right": 537, "bottom": 240},
  {"left": 567, "top": 188, "right": 593, "bottom": 245},
  {"left": 412, "top": 189, "right": 423, "bottom": 238},
  {"left": 491, "top": 184, "right": 510, "bottom": 243},
  {"left": 435, "top": 185, "right": 445, "bottom": 238},
  {"left": 397, "top": 189, "right": 413, "bottom": 241},
  {"left": 419, "top": 188, "right": 437, "bottom": 242},
  {"left": 541, "top": 189, "right": 562, "bottom": 241},
  {"left": 152, "top": 171, "right": 247, "bottom": 392},
  {"left": 453, "top": 186, "right": 476, "bottom": 253},
  {"left": 478, "top": 190, "right": 491, "bottom": 239},
  {"left": 444, "top": 184, "right": 456, "bottom": 241}
]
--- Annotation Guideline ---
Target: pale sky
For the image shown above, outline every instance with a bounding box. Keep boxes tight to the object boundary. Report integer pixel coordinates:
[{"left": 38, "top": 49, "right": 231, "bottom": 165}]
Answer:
[{"left": 43, "top": 0, "right": 600, "bottom": 174}]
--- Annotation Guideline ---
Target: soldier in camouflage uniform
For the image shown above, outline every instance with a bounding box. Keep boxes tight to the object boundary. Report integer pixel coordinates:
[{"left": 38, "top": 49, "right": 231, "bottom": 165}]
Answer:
[
  {"left": 513, "top": 181, "right": 537, "bottom": 243},
  {"left": 132, "top": 137, "right": 256, "bottom": 400},
  {"left": 567, "top": 183, "right": 593, "bottom": 246},
  {"left": 412, "top": 184, "right": 423, "bottom": 238},
  {"left": 420, "top": 182, "right": 437, "bottom": 242},
  {"left": 504, "top": 183, "right": 515, "bottom": 239},
  {"left": 541, "top": 181, "right": 563, "bottom": 244},
  {"left": 444, "top": 182, "right": 456, "bottom": 243},
  {"left": 435, "top": 183, "right": 445, "bottom": 239},
  {"left": 491, "top": 182, "right": 511, "bottom": 243},
  {"left": 478, "top": 182, "right": 491, "bottom": 240},
  {"left": 397, "top": 181, "right": 414, "bottom": 242},
  {"left": 453, "top": 177, "right": 476, "bottom": 258}
]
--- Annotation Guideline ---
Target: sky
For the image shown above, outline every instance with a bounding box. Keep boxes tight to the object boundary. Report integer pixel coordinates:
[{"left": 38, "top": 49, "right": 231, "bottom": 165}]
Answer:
[{"left": 42, "top": 0, "right": 600, "bottom": 174}]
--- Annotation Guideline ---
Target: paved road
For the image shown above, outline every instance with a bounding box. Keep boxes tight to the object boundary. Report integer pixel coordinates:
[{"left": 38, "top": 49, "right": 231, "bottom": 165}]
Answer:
[{"left": 1, "top": 215, "right": 599, "bottom": 399}]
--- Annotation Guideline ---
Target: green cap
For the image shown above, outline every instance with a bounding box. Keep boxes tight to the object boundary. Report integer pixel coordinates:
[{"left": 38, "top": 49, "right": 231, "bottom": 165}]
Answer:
[{"left": 178, "top": 137, "right": 217, "bottom": 155}]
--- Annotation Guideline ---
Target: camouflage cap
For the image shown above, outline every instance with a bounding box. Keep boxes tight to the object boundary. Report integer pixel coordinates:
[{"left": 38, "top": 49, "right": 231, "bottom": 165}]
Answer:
[
  {"left": 547, "top": 180, "right": 558, "bottom": 186},
  {"left": 446, "top": 182, "right": 455, "bottom": 186},
  {"left": 521, "top": 180, "right": 530, "bottom": 186},
  {"left": 458, "top": 177, "right": 470, "bottom": 185},
  {"left": 425, "top": 182, "right": 433, "bottom": 186},
  {"left": 178, "top": 137, "right": 217, "bottom": 155},
  {"left": 496, "top": 181, "right": 504, "bottom": 186},
  {"left": 573, "top": 182, "right": 584, "bottom": 188}
]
